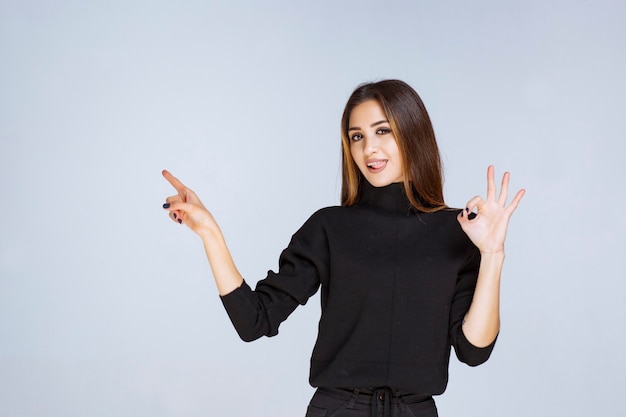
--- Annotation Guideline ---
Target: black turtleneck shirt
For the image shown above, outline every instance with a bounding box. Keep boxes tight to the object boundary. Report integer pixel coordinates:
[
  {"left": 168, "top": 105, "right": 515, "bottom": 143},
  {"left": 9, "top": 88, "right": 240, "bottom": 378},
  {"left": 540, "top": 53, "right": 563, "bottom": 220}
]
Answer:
[{"left": 220, "top": 182, "right": 495, "bottom": 395}]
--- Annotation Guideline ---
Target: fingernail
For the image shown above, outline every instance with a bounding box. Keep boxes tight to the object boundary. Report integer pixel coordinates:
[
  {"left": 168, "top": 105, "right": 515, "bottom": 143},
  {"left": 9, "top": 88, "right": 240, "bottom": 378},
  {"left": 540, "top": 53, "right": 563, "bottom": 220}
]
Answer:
[
  {"left": 163, "top": 203, "right": 170, "bottom": 209},
  {"left": 173, "top": 213, "right": 177, "bottom": 219},
  {"left": 460, "top": 209, "right": 464, "bottom": 217},
  {"left": 465, "top": 207, "right": 470, "bottom": 213},
  {"left": 178, "top": 219, "right": 182, "bottom": 224}
]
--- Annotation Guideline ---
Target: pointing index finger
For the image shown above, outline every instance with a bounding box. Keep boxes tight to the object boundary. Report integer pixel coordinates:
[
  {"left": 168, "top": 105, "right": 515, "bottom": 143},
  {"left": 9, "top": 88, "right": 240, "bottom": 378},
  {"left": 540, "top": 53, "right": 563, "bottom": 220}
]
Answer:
[{"left": 162, "top": 169, "right": 188, "bottom": 194}]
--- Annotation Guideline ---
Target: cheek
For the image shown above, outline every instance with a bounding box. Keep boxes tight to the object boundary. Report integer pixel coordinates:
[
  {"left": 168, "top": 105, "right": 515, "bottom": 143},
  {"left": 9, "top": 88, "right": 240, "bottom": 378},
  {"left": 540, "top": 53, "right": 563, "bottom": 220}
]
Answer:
[{"left": 390, "top": 142, "right": 403, "bottom": 162}]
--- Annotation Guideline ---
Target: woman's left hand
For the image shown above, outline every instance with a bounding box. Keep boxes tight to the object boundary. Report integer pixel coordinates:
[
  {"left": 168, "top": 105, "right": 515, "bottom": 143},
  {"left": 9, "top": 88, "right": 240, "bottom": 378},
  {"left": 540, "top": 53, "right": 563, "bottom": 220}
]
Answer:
[{"left": 457, "top": 166, "right": 525, "bottom": 254}]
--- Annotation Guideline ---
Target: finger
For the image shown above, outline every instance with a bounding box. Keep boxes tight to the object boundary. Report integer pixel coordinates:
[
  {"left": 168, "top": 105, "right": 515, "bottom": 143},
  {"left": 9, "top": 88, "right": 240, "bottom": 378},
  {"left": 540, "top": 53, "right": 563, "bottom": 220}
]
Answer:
[
  {"left": 163, "top": 202, "right": 195, "bottom": 226},
  {"left": 162, "top": 169, "right": 189, "bottom": 194},
  {"left": 506, "top": 188, "right": 526, "bottom": 214},
  {"left": 163, "top": 195, "right": 184, "bottom": 223},
  {"left": 464, "top": 195, "right": 483, "bottom": 214},
  {"left": 486, "top": 165, "right": 496, "bottom": 202},
  {"left": 498, "top": 172, "right": 510, "bottom": 206},
  {"left": 457, "top": 204, "right": 478, "bottom": 227},
  {"left": 169, "top": 211, "right": 181, "bottom": 224},
  {"left": 457, "top": 209, "right": 468, "bottom": 226},
  {"left": 165, "top": 195, "right": 182, "bottom": 204},
  {"left": 163, "top": 201, "right": 196, "bottom": 215},
  {"left": 168, "top": 209, "right": 182, "bottom": 222}
]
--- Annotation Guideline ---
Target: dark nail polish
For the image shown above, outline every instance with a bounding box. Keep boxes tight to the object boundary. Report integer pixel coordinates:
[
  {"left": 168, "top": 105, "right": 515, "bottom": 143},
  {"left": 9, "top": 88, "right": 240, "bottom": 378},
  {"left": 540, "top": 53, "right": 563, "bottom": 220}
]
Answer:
[
  {"left": 465, "top": 207, "right": 470, "bottom": 213},
  {"left": 163, "top": 203, "right": 170, "bottom": 209},
  {"left": 178, "top": 219, "right": 182, "bottom": 224},
  {"left": 173, "top": 213, "right": 177, "bottom": 219}
]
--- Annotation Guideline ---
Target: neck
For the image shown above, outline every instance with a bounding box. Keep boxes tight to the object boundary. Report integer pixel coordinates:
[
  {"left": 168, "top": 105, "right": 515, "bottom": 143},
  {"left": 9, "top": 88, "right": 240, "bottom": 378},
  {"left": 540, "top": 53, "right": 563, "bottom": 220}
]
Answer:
[{"left": 358, "top": 181, "right": 415, "bottom": 215}]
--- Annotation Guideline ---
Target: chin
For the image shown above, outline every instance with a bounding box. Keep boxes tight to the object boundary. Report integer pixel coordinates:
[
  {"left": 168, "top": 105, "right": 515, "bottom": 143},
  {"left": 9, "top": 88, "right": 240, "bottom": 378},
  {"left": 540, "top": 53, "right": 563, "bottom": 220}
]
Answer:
[{"left": 365, "top": 177, "right": 397, "bottom": 187}]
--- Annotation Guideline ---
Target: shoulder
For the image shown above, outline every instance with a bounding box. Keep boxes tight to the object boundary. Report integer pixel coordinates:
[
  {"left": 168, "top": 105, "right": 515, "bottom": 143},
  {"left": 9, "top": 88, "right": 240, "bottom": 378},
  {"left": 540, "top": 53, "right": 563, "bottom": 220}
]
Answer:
[
  {"left": 291, "top": 204, "right": 369, "bottom": 243},
  {"left": 310, "top": 205, "right": 345, "bottom": 217},
  {"left": 297, "top": 205, "right": 348, "bottom": 231},
  {"left": 284, "top": 206, "right": 347, "bottom": 253}
]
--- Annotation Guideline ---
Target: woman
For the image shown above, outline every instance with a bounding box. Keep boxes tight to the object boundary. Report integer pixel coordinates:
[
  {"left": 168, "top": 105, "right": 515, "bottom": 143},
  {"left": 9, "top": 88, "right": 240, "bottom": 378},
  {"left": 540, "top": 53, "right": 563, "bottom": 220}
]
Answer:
[{"left": 162, "top": 80, "right": 525, "bottom": 416}]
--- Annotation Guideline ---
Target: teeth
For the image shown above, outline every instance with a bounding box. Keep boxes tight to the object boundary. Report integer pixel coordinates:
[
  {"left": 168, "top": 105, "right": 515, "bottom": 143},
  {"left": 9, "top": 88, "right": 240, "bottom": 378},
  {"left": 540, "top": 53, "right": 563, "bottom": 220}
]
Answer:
[{"left": 367, "top": 160, "right": 385, "bottom": 167}]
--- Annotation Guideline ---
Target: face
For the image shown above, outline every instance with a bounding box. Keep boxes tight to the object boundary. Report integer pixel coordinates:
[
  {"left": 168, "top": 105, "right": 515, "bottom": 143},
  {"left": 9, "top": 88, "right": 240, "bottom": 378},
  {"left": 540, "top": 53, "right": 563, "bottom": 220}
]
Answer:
[{"left": 348, "top": 100, "right": 404, "bottom": 187}]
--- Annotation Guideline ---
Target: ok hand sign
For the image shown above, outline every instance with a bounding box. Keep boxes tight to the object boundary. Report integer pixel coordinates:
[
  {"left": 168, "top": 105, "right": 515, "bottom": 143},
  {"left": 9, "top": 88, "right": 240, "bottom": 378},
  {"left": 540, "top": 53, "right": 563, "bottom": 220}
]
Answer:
[{"left": 457, "top": 166, "right": 525, "bottom": 255}]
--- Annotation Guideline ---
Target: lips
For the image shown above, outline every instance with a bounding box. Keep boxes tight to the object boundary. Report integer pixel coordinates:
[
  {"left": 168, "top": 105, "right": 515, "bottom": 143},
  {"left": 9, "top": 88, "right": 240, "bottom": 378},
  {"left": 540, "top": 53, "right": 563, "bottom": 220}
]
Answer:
[{"left": 366, "top": 159, "right": 388, "bottom": 173}]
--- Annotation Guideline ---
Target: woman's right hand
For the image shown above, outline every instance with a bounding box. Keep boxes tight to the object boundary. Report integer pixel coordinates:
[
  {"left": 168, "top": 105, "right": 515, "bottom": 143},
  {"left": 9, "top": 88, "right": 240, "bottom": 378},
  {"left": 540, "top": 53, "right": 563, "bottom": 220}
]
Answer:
[
  {"left": 162, "top": 169, "right": 244, "bottom": 295},
  {"left": 162, "top": 169, "right": 218, "bottom": 237}
]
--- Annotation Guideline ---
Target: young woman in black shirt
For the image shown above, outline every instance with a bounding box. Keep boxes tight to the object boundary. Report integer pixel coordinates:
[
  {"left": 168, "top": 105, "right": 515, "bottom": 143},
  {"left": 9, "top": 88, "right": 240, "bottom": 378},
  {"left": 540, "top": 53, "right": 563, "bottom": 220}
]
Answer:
[{"left": 162, "top": 80, "right": 525, "bottom": 416}]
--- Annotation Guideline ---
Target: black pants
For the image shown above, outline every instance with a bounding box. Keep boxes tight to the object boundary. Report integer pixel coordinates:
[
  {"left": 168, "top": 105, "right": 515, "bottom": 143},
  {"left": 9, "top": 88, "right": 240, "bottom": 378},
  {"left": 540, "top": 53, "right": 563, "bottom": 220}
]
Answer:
[{"left": 305, "top": 387, "right": 438, "bottom": 417}]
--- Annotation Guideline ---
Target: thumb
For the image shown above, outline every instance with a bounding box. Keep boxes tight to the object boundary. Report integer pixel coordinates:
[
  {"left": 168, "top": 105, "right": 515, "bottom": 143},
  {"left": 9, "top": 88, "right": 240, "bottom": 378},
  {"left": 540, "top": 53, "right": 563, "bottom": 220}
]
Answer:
[{"left": 163, "top": 201, "right": 197, "bottom": 215}]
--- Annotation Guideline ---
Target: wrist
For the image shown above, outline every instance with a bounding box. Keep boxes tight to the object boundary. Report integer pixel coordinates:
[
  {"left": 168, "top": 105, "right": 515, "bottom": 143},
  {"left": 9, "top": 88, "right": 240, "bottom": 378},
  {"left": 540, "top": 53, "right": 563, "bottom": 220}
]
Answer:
[
  {"left": 197, "top": 223, "right": 223, "bottom": 243},
  {"left": 478, "top": 251, "right": 505, "bottom": 271},
  {"left": 479, "top": 249, "right": 505, "bottom": 258}
]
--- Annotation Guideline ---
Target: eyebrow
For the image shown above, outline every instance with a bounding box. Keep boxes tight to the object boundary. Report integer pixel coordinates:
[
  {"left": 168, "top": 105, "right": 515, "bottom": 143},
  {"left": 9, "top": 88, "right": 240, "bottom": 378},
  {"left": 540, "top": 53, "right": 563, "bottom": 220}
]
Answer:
[{"left": 348, "top": 120, "right": 389, "bottom": 132}]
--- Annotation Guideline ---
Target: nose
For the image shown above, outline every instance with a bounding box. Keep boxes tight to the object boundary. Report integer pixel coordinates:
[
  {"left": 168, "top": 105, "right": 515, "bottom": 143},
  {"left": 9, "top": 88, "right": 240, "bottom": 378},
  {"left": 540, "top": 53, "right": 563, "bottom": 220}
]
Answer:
[{"left": 364, "top": 135, "right": 379, "bottom": 154}]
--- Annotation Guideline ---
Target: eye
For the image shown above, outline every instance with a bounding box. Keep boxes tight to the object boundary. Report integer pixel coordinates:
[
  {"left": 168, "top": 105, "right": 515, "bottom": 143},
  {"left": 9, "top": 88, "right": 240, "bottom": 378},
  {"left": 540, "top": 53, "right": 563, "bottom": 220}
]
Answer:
[
  {"left": 376, "top": 127, "right": 392, "bottom": 135},
  {"left": 350, "top": 133, "right": 363, "bottom": 141}
]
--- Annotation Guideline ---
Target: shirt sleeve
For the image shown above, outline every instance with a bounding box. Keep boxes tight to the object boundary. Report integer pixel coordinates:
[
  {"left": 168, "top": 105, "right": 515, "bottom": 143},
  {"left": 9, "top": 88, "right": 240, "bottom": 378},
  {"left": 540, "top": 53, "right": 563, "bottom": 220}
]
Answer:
[
  {"left": 219, "top": 212, "right": 329, "bottom": 342},
  {"left": 449, "top": 243, "right": 497, "bottom": 366}
]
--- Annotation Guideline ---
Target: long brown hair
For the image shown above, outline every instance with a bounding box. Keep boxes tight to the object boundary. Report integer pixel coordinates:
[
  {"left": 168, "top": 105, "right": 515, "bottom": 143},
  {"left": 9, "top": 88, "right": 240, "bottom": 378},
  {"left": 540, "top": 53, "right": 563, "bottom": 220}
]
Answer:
[{"left": 340, "top": 80, "right": 446, "bottom": 212}]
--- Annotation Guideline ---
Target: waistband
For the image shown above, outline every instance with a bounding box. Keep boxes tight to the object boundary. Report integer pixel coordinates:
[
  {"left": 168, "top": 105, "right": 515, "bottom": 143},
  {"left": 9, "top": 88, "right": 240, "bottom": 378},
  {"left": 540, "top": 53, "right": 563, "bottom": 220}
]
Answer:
[{"left": 317, "top": 387, "right": 432, "bottom": 417}]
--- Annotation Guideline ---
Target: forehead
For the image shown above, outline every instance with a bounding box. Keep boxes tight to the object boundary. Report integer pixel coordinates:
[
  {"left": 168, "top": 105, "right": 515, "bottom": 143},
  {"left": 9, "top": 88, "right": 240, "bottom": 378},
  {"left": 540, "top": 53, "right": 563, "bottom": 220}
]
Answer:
[{"left": 349, "top": 100, "right": 387, "bottom": 126}]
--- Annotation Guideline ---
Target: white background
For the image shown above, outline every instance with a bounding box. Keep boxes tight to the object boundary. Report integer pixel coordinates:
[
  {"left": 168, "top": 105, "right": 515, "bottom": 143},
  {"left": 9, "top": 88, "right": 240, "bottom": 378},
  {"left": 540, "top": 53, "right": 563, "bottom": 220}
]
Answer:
[{"left": 1, "top": 1, "right": 624, "bottom": 416}]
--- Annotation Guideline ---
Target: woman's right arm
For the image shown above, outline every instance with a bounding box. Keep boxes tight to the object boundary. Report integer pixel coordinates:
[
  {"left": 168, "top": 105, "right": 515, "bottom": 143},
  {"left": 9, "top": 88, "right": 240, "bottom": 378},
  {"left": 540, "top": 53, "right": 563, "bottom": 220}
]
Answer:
[{"left": 161, "top": 169, "right": 243, "bottom": 296}]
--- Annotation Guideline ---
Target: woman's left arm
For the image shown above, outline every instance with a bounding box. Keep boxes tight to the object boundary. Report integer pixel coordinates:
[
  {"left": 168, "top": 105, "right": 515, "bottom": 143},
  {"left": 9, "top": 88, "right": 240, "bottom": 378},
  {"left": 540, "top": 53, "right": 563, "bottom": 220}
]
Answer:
[{"left": 457, "top": 165, "right": 525, "bottom": 347}]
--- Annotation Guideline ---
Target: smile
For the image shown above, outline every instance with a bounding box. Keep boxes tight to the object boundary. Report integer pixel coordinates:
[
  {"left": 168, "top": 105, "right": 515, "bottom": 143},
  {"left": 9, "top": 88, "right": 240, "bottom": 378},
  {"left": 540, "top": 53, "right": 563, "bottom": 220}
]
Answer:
[{"left": 366, "top": 159, "right": 388, "bottom": 172}]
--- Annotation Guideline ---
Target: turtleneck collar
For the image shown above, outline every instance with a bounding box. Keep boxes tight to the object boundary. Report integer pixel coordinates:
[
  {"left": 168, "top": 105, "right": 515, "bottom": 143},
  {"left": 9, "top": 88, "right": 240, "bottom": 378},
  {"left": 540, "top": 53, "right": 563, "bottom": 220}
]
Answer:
[{"left": 358, "top": 181, "right": 415, "bottom": 215}]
